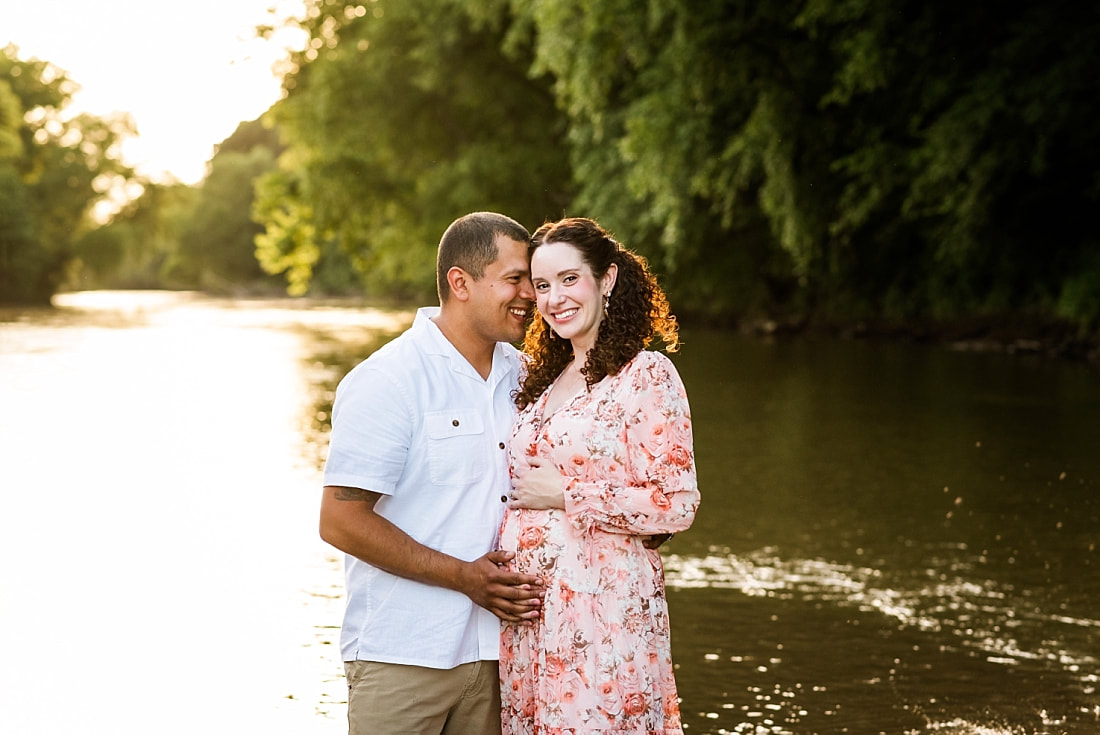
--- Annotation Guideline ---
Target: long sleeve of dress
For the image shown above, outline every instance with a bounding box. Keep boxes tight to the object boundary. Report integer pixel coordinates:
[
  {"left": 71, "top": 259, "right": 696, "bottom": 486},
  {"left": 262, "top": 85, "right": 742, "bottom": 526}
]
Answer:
[{"left": 562, "top": 351, "right": 700, "bottom": 537}]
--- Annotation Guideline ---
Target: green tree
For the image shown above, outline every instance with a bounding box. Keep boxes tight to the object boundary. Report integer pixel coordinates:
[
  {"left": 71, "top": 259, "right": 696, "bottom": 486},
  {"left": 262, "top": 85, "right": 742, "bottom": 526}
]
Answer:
[
  {"left": 255, "top": 1, "right": 1099, "bottom": 334},
  {"left": 215, "top": 116, "right": 284, "bottom": 158},
  {"left": 0, "top": 164, "right": 43, "bottom": 300},
  {"left": 77, "top": 181, "right": 197, "bottom": 290},
  {"left": 485, "top": 0, "right": 1100, "bottom": 329},
  {"left": 0, "top": 44, "right": 135, "bottom": 304},
  {"left": 170, "top": 119, "right": 283, "bottom": 292},
  {"left": 79, "top": 118, "right": 282, "bottom": 292},
  {"left": 0, "top": 77, "right": 41, "bottom": 300},
  {"left": 256, "top": 0, "right": 571, "bottom": 299},
  {"left": 806, "top": 0, "right": 1100, "bottom": 327}
]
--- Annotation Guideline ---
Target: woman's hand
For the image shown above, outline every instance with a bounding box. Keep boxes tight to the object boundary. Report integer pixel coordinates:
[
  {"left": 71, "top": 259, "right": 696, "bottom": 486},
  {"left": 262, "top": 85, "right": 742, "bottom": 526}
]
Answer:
[{"left": 509, "top": 457, "right": 566, "bottom": 510}]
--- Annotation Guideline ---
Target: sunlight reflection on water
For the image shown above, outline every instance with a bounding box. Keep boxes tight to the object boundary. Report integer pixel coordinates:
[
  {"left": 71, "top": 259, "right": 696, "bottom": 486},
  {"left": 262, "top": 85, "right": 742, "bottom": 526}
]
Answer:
[{"left": 0, "top": 292, "right": 409, "bottom": 734}]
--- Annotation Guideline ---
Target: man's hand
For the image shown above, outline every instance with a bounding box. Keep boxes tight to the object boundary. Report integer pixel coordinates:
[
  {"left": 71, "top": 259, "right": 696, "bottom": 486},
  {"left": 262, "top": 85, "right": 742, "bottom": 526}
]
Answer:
[
  {"left": 459, "top": 550, "right": 544, "bottom": 623},
  {"left": 321, "top": 485, "right": 544, "bottom": 622}
]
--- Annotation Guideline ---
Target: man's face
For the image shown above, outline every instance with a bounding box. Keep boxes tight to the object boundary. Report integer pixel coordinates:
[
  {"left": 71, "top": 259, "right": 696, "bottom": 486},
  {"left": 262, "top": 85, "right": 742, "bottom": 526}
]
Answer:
[{"left": 466, "top": 235, "right": 534, "bottom": 344}]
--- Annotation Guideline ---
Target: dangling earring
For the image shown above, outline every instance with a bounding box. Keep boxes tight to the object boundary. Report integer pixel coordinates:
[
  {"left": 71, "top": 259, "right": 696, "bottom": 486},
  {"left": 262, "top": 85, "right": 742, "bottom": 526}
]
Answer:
[{"left": 603, "top": 292, "right": 610, "bottom": 312}]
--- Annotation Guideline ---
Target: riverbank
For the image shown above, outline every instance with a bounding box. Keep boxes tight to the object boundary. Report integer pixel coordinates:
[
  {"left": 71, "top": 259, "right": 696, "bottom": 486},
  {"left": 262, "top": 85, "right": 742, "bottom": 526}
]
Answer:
[
  {"left": 33, "top": 287, "right": 1100, "bottom": 366},
  {"left": 735, "top": 313, "right": 1100, "bottom": 366}
]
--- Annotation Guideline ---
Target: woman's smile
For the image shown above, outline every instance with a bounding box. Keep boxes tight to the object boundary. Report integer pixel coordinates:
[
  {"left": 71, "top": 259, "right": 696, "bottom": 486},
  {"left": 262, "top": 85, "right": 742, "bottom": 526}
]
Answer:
[{"left": 551, "top": 307, "right": 579, "bottom": 322}]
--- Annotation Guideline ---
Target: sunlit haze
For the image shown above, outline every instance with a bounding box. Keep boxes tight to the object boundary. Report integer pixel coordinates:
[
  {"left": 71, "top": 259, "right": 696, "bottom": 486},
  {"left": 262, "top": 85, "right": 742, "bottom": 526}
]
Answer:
[{"left": 3, "top": 0, "right": 306, "bottom": 185}]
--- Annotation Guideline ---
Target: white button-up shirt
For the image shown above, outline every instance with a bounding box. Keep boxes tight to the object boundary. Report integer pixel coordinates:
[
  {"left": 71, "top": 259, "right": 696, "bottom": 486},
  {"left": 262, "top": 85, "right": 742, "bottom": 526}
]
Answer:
[{"left": 323, "top": 307, "right": 519, "bottom": 668}]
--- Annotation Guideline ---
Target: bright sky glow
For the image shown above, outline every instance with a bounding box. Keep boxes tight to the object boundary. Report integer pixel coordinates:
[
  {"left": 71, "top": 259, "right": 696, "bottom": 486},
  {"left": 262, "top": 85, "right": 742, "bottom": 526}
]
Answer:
[{"left": 3, "top": 0, "right": 306, "bottom": 185}]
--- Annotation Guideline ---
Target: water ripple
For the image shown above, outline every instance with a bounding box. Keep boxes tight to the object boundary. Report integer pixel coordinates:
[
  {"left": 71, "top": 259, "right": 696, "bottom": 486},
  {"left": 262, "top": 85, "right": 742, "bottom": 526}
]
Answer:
[{"left": 663, "top": 547, "right": 1099, "bottom": 680}]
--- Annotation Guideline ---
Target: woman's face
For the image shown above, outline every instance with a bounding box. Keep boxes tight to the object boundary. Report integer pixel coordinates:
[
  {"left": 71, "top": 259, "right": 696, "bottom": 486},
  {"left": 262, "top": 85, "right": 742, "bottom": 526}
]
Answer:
[{"left": 531, "top": 240, "right": 616, "bottom": 354}]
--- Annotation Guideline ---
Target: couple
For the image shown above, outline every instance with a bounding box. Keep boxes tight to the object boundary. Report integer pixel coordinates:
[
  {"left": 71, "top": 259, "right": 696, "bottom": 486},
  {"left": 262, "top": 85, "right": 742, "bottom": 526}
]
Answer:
[{"left": 319, "top": 211, "right": 700, "bottom": 735}]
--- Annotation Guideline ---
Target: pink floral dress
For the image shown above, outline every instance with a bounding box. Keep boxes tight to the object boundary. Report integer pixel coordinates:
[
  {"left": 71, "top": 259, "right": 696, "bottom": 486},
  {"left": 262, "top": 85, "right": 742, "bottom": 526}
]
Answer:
[{"left": 499, "top": 350, "right": 700, "bottom": 735}]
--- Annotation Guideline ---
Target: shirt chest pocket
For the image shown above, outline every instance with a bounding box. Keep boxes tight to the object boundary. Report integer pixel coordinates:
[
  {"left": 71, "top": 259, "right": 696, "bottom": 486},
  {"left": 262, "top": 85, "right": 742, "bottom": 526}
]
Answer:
[{"left": 424, "top": 410, "right": 488, "bottom": 485}]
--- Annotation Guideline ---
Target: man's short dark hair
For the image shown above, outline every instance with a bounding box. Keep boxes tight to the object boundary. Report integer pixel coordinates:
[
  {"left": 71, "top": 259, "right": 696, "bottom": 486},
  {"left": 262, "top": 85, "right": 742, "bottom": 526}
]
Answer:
[{"left": 437, "top": 212, "right": 530, "bottom": 302}]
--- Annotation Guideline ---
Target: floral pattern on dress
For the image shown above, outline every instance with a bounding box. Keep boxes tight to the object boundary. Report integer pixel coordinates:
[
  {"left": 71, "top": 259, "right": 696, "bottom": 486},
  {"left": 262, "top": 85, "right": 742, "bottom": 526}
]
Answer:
[{"left": 500, "top": 350, "right": 700, "bottom": 735}]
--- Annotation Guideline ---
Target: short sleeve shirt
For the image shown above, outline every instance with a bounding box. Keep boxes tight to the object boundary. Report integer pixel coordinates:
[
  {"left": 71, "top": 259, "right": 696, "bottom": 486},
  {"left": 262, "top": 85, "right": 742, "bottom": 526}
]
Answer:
[{"left": 323, "top": 307, "right": 519, "bottom": 668}]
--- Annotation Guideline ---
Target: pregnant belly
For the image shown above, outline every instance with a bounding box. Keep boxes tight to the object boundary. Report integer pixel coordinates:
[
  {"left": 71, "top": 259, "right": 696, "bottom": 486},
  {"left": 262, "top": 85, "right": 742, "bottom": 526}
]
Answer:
[{"left": 499, "top": 508, "right": 570, "bottom": 583}]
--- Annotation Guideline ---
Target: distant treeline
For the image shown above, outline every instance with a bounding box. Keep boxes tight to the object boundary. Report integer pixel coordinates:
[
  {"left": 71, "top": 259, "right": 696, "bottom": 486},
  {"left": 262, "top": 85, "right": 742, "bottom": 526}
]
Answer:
[
  {"left": 3, "top": 1, "right": 1098, "bottom": 345},
  {"left": 1, "top": 46, "right": 287, "bottom": 301}
]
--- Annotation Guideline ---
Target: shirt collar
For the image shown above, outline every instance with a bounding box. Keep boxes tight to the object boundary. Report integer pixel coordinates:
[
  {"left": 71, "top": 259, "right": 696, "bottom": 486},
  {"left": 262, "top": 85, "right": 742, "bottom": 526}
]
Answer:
[{"left": 414, "top": 306, "right": 518, "bottom": 387}]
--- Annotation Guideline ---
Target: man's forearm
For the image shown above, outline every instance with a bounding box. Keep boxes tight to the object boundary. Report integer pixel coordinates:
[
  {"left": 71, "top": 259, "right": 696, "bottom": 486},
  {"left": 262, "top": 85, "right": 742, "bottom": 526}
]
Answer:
[{"left": 319, "top": 485, "right": 468, "bottom": 591}]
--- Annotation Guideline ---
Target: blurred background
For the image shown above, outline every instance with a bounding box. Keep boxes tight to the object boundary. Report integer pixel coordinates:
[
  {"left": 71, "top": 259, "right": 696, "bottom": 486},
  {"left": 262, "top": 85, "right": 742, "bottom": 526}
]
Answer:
[
  {"left": 3, "top": 0, "right": 1098, "bottom": 352},
  {"left": 2, "top": 1, "right": 1098, "bottom": 734}
]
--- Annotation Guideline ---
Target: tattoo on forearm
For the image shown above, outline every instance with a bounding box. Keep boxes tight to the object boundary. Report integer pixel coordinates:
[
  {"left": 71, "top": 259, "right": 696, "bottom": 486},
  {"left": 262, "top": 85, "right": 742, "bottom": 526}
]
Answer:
[{"left": 334, "top": 487, "right": 373, "bottom": 502}]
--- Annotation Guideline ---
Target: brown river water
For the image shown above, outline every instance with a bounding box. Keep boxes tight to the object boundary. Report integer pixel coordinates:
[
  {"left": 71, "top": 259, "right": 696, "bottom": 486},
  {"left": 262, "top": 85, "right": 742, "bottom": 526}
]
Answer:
[{"left": 1, "top": 291, "right": 1096, "bottom": 734}]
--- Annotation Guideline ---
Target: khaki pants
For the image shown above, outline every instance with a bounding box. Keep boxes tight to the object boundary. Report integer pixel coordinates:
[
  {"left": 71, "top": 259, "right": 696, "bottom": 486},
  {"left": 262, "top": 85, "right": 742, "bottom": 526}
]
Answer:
[{"left": 344, "top": 659, "right": 501, "bottom": 735}]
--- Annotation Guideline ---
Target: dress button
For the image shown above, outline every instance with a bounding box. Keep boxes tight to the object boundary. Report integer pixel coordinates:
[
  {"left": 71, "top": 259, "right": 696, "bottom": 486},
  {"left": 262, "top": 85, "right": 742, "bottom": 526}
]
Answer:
[
  {"left": 500, "top": 495, "right": 508, "bottom": 503},
  {"left": 452, "top": 419, "right": 459, "bottom": 427},
  {"left": 498, "top": 442, "right": 505, "bottom": 449}
]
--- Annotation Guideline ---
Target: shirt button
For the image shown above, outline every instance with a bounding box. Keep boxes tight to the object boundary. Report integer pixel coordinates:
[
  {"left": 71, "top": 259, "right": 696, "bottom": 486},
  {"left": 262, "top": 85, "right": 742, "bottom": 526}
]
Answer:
[
  {"left": 452, "top": 419, "right": 459, "bottom": 427},
  {"left": 498, "top": 442, "right": 505, "bottom": 449},
  {"left": 500, "top": 495, "right": 508, "bottom": 503}
]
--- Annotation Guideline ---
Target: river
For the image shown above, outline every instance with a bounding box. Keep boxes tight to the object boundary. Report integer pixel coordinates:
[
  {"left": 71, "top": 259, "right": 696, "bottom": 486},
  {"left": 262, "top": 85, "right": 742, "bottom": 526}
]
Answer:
[{"left": 0, "top": 291, "right": 1096, "bottom": 734}]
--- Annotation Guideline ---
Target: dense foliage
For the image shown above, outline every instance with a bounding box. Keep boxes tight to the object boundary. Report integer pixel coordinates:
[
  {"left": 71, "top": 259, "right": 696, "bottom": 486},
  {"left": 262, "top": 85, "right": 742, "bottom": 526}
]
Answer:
[
  {"left": 258, "top": 0, "right": 1099, "bottom": 334},
  {"left": 0, "top": 40, "right": 282, "bottom": 299},
  {"left": 253, "top": 1, "right": 572, "bottom": 299},
  {"left": 254, "top": 0, "right": 571, "bottom": 297},
  {"left": 170, "top": 119, "right": 284, "bottom": 291},
  {"left": 75, "top": 118, "right": 283, "bottom": 293},
  {"left": 4, "top": 3, "right": 1098, "bottom": 341},
  {"left": 0, "top": 44, "right": 134, "bottom": 304}
]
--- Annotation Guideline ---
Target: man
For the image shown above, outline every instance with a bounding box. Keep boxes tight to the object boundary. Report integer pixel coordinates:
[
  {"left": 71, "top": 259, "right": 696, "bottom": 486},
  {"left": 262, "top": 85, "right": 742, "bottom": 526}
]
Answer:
[{"left": 320, "top": 212, "right": 543, "bottom": 735}]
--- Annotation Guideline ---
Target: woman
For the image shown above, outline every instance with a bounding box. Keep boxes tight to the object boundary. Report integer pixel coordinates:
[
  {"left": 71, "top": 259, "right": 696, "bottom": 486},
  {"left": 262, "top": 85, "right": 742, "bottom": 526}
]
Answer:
[{"left": 499, "top": 217, "right": 700, "bottom": 734}]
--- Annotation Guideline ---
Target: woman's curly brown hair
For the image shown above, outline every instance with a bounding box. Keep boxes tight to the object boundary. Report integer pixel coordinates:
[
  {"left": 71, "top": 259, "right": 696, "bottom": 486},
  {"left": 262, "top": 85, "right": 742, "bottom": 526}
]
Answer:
[{"left": 514, "top": 217, "right": 679, "bottom": 410}]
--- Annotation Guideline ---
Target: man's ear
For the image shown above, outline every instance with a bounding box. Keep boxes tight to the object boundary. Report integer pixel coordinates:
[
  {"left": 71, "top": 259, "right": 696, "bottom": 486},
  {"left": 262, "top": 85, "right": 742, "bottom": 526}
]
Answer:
[{"left": 446, "top": 266, "right": 471, "bottom": 301}]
